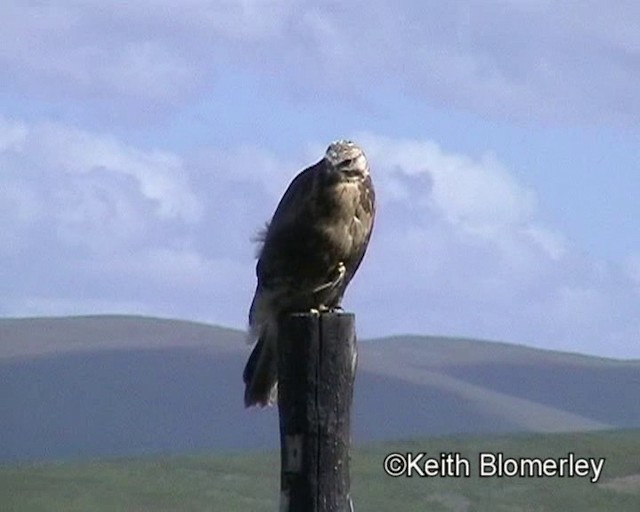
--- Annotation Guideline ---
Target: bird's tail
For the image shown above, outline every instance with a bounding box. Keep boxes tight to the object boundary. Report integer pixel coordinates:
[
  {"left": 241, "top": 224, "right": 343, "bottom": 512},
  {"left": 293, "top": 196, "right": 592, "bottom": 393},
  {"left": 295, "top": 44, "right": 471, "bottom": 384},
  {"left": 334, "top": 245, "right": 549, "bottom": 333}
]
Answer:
[{"left": 243, "top": 327, "right": 278, "bottom": 407}]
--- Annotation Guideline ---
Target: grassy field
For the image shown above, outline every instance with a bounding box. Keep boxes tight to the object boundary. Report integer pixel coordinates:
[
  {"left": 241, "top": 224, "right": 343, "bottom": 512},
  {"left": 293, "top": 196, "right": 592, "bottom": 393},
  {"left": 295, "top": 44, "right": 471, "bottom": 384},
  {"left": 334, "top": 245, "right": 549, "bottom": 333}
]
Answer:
[{"left": 1, "top": 429, "right": 638, "bottom": 511}]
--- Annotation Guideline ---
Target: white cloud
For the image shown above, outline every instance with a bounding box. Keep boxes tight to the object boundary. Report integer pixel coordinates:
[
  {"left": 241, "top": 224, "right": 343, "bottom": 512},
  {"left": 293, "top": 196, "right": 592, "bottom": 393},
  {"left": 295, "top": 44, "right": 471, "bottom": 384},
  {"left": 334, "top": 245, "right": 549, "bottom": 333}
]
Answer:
[
  {"left": 1, "top": 1, "right": 638, "bottom": 123},
  {"left": 359, "top": 133, "right": 560, "bottom": 263},
  {"left": 98, "top": 247, "right": 245, "bottom": 291},
  {"left": 32, "top": 122, "right": 201, "bottom": 222},
  {"left": 238, "top": 1, "right": 640, "bottom": 124},
  {"left": 624, "top": 255, "right": 640, "bottom": 293},
  {"left": 361, "top": 135, "right": 535, "bottom": 229},
  {"left": 0, "top": 2, "right": 200, "bottom": 105},
  {"left": 1, "top": 123, "right": 638, "bottom": 357},
  {"left": 0, "top": 116, "right": 259, "bottom": 327},
  {"left": 0, "top": 0, "right": 294, "bottom": 115},
  {"left": 347, "top": 133, "right": 638, "bottom": 357},
  {"left": 0, "top": 117, "right": 27, "bottom": 151},
  {"left": 0, "top": 182, "right": 41, "bottom": 257},
  {"left": 0, "top": 117, "right": 207, "bottom": 305},
  {"left": 0, "top": 117, "right": 202, "bottom": 255},
  {"left": 523, "top": 225, "right": 566, "bottom": 261}
]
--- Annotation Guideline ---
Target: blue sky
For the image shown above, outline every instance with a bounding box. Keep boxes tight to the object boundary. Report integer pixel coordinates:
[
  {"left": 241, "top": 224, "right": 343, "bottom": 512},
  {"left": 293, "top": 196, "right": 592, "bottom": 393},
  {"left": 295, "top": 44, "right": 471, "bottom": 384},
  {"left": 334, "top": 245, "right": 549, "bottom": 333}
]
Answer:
[{"left": 1, "top": 1, "right": 638, "bottom": 358}]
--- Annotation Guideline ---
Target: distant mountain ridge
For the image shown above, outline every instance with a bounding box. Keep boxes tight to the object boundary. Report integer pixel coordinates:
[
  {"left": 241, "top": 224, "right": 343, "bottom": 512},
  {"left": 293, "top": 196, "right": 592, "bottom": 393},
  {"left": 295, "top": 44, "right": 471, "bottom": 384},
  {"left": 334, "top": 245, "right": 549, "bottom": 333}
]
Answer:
[
  {"left": 1, "top": 315, "right": 639, "bottom": 462},
  {"left": 0, "top": 315, "right": 244, "bottom": 359}
]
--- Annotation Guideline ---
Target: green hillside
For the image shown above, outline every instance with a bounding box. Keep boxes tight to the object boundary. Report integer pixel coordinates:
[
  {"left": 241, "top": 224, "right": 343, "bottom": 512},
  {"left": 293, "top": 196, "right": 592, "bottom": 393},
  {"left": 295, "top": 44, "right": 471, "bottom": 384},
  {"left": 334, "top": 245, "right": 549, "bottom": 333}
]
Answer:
[
  {"left": 2, "top": 315, "right": 639, "bottom": 462},
  {"left": 1, "top": 430, "right": 638, "bottom": 511}
]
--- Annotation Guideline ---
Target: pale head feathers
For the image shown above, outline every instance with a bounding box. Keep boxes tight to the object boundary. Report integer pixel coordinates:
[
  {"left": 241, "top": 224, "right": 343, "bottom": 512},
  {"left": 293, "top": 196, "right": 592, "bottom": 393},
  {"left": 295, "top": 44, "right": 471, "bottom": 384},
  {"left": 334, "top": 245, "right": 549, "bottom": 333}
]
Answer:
[{"left": 325, "top": 140, "right": 369, "bottom": 178}]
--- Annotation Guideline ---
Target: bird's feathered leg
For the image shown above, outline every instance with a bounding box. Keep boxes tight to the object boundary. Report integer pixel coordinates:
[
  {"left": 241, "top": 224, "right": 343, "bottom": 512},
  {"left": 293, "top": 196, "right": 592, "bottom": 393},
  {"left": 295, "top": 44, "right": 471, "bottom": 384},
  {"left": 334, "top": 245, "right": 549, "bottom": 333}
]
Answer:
[
  {"left": 309, "top": 262, "right": 347, "bottom": 312},
  {"left": 312, "top": 262, "right": 346, "bottom": 294}
]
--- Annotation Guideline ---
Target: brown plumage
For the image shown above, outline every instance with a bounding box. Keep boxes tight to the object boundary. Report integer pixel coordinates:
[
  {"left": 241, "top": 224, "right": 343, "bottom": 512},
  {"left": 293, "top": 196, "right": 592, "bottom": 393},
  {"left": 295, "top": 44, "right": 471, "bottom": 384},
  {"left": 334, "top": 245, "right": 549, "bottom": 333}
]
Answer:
[{"left": 243, "top": 140, "right": 376, "bottom": 407}]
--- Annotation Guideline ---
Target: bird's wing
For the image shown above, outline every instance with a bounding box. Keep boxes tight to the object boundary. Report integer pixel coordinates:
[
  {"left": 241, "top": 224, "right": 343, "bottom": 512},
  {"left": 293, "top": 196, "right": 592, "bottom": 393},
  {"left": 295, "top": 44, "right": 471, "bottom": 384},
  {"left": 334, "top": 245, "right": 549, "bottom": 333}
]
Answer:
[
  {"left": 266, "top": 161, "right": 322, "bottom": 234},
  {"left": 248, "top": 161, "right": 324, "bottom": 332},
  {"left": 255, "top": 161, "right": 325, "bottom": 289}
]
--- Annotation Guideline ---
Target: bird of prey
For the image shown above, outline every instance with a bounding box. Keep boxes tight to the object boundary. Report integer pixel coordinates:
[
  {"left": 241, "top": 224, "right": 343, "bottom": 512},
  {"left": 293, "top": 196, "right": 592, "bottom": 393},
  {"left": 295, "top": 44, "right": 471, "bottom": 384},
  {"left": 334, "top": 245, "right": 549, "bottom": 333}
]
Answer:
[{"left": 243, "top": 140, "right": 376, "bottom": 407}]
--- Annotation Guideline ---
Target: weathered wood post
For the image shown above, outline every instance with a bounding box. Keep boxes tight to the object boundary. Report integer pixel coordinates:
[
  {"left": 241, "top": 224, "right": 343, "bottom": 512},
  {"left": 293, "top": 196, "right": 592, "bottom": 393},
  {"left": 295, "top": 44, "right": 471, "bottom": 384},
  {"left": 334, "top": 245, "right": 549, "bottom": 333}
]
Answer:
[{"left": 278, "top": 311, "right": 357, "bottom": 512}]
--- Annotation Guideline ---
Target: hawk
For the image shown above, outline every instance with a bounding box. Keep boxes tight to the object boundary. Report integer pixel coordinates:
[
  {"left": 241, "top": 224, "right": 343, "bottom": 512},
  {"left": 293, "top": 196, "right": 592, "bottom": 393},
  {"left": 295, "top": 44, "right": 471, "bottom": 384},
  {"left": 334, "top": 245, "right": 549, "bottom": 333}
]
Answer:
[{"left": 243, "top": 140, "right": 376, "bottom": 407}]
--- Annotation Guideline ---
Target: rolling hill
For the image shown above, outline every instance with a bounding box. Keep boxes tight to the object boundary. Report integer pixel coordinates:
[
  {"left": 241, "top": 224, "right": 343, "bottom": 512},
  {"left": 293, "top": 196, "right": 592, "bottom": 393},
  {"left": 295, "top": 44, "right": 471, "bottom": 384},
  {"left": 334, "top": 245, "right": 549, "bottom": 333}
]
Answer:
[{"left": 1, "top": 315, "right": 638, "bottom": 462}]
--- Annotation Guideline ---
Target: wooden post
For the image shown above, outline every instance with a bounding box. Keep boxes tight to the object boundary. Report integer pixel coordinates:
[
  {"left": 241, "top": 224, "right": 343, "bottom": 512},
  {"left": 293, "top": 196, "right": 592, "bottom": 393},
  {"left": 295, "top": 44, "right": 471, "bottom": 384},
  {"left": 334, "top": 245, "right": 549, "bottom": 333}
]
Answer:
[{"left": 278, "top": 312, "right": 357, "bottom": 512}]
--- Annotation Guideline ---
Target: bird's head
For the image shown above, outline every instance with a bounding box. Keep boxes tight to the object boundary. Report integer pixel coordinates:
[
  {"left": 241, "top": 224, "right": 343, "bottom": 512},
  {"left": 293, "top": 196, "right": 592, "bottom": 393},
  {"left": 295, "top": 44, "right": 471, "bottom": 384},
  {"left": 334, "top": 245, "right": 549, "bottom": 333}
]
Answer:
[{"left": 324, "top": 140, "right": 369, "bottom": 181}]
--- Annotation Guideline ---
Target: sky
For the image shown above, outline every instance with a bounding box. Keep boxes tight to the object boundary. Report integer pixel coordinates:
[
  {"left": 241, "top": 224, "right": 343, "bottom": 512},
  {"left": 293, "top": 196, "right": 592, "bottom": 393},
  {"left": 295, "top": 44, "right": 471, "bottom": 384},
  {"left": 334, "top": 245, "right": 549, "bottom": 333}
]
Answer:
[{"left": 1, "top": 1, "right": 639, "bottom": 358}]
